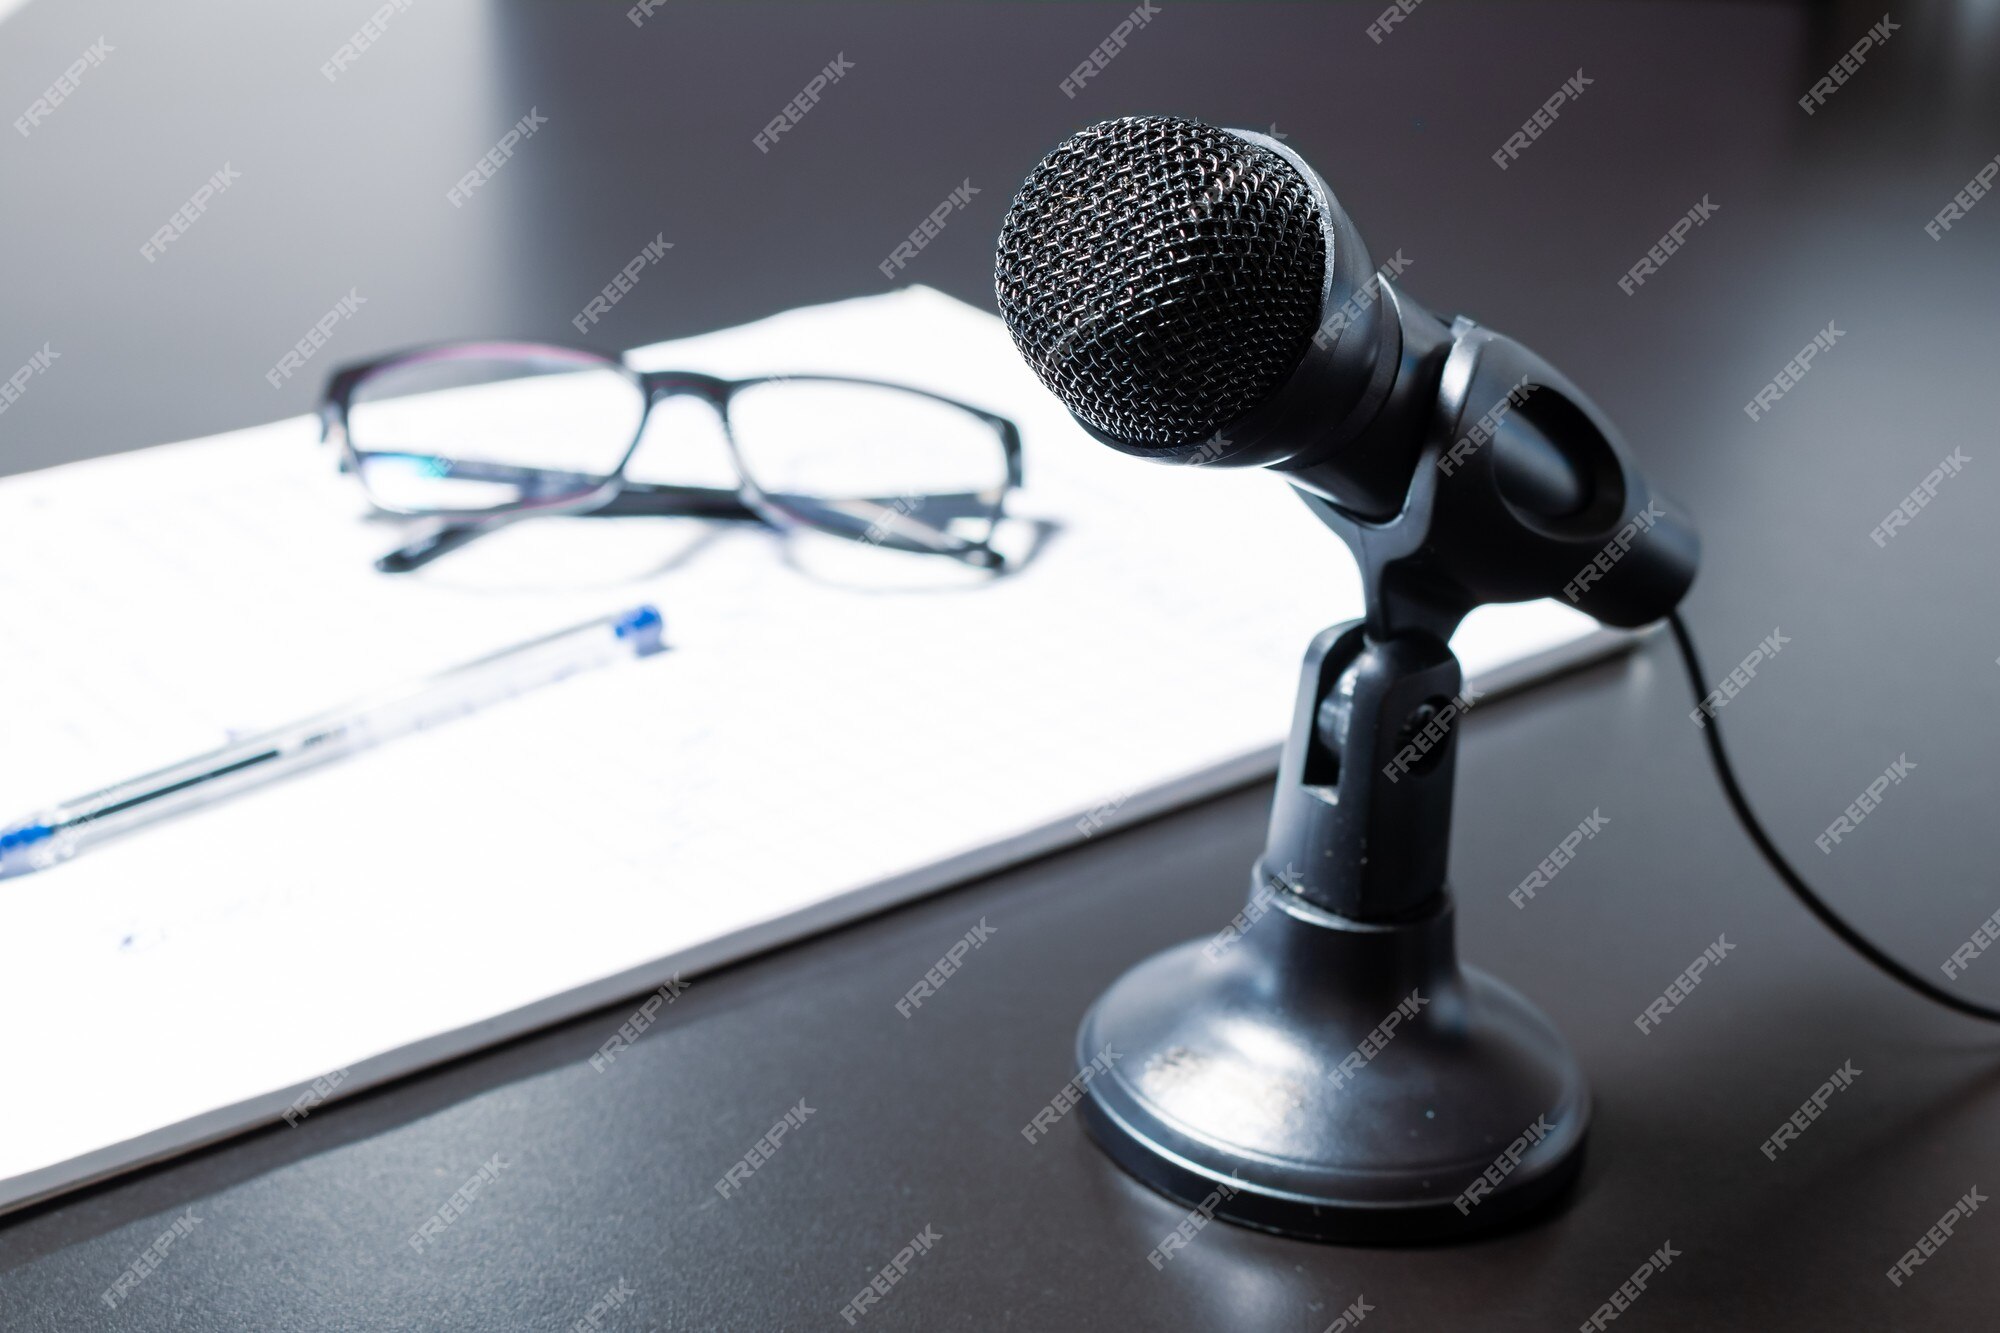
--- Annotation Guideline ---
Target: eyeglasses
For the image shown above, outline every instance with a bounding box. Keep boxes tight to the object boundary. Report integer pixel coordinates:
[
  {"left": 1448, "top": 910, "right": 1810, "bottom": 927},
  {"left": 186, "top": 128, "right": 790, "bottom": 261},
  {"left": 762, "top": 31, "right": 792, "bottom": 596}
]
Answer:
[{"left": 318, "top": 341, "right": 1024, "bottom": 574}]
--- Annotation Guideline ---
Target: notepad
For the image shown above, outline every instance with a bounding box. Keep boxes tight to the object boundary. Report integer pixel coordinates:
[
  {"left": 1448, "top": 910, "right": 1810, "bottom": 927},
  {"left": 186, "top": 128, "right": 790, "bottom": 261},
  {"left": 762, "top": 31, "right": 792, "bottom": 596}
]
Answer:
[{"left": 0, "top": 287, "right": 1624, "bottom": 1214}]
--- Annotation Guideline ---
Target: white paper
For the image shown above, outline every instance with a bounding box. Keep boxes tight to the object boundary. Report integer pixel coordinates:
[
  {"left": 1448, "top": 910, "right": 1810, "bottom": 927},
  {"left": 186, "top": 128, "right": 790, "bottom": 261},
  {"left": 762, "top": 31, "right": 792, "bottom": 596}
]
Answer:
[{"left": 0, "top": 287, "right": 1618, "bottom": 1213}]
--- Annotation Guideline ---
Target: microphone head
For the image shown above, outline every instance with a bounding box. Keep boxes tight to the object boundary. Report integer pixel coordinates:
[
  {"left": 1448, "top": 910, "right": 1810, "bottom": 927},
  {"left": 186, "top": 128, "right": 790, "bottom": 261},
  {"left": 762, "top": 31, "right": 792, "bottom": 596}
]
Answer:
[{"left": 995, "top": 116, "right": 1328, "bottom": 450}]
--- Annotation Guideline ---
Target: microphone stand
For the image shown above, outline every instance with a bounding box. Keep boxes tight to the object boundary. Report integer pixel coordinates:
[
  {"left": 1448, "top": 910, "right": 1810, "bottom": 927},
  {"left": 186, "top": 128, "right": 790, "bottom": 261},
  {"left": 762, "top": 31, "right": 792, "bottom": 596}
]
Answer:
[
  {"left": 1077, "top": 620, "right": 1592, "bottom": 1244},
  {"left": 1072, "top": 306, "right": 1689, "bottom": 1243}
]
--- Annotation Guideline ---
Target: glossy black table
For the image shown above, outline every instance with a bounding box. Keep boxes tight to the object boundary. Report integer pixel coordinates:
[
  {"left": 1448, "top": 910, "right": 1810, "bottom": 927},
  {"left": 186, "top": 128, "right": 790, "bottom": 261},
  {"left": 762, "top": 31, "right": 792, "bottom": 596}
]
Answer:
[{"left": 3, "top": 3, "right": 1998, "bottom": 1328}]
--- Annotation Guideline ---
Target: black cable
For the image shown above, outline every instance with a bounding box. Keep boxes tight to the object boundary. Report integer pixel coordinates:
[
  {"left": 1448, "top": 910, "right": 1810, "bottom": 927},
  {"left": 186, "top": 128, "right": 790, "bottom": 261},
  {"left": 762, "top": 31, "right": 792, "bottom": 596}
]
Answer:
[{"left": 1667, "top": 611, "right": 2000, "bottom": 1023}]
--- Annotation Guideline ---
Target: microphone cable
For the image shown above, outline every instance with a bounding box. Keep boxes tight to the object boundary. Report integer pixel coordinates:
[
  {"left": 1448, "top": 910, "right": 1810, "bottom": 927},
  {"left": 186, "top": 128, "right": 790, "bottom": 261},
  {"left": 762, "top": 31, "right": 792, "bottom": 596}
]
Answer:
[{"left": 1666, "top": 611, "right": 2000, "bottom": 1023}]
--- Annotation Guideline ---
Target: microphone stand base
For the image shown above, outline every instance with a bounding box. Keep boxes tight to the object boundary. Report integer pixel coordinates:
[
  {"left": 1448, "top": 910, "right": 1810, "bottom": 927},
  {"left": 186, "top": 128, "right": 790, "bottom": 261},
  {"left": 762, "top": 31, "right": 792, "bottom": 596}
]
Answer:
[{"left": 1075, "top": 885, "right": 1589, "bottom": 1244}]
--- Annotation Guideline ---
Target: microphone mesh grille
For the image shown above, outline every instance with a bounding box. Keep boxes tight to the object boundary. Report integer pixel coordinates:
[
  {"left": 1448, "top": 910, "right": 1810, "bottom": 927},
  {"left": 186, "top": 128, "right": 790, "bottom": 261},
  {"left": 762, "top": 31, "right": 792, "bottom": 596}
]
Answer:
[{"left": 994, "top": 116, "right": 1326, "bottom": 449}]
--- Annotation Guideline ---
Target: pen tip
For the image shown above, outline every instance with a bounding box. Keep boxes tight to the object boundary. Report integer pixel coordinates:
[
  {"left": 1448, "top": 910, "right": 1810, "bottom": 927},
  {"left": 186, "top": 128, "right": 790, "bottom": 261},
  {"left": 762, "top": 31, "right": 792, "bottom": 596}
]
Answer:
[{"left": 614, "top": 605, "right": 667, "bottom": 657}]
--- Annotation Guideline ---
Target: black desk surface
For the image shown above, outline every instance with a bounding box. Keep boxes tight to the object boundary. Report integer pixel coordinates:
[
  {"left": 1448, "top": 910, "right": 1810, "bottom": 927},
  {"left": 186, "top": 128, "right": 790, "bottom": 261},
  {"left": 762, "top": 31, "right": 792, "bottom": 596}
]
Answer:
[{"left": 3, "top": 3, "right": 1998, "bottom": 1329}]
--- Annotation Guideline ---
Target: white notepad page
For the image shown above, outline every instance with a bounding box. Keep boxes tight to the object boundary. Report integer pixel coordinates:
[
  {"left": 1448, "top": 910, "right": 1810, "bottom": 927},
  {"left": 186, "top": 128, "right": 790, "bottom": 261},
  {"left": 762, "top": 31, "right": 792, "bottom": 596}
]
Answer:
[{"left": 0, "top": 287, "right": 1620, "bottom": 1214}]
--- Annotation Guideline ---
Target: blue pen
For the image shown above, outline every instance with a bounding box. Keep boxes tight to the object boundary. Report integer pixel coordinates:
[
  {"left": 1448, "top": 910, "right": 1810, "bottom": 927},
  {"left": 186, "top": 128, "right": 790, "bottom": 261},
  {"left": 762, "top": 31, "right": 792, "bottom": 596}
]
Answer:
[{"left": 0, "top": 604, "right": 665, "bottom": 880}]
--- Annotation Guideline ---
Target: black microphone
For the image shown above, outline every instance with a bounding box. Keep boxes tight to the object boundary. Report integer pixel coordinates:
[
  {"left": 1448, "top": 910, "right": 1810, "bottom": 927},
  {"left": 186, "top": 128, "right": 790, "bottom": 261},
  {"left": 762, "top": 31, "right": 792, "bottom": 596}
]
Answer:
[
  {"left": 996, "top": 115, "right": 1696, "bottom": 632},
  {"left": 993, "top": 116, "right": 1699, "bottom": 1244}
]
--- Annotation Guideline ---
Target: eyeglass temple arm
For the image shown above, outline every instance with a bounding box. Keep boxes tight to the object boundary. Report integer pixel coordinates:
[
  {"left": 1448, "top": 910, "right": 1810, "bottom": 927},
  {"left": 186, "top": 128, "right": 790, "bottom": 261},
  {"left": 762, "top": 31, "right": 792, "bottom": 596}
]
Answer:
[
  {"left": 376, "top": 482, "right": 1006, "bottom": 574},
  {"left": 376, "top": 483, "right": 763, "bottom": 574},
  {"left": 376, "top": 520, "right": 498, "bottom": 573},
  {"left": 589, "top": 482, "right": 761, "bottom": 519}
]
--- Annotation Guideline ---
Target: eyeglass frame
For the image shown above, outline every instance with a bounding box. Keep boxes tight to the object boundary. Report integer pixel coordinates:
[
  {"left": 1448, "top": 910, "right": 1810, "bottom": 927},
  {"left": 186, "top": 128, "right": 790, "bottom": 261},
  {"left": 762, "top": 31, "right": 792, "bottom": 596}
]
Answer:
[{"left": 318, "top": 339, "right": 1025, "bottom": 573}]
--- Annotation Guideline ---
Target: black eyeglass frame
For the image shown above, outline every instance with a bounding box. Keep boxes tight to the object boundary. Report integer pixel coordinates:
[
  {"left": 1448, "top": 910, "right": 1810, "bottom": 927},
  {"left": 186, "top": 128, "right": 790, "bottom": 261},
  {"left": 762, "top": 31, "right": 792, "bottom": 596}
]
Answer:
[{"left": 318, "top": 340, "right": 1025, "bottom": 574}]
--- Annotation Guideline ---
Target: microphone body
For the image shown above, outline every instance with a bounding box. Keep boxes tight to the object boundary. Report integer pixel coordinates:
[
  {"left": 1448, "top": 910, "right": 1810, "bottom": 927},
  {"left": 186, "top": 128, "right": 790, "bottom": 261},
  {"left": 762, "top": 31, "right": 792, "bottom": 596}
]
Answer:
[{"left": 997, "top": 120, "right": 1697, "bottom": 637}]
